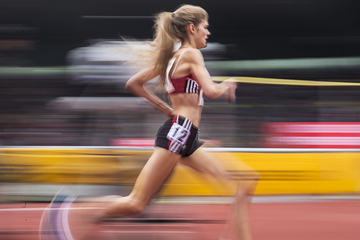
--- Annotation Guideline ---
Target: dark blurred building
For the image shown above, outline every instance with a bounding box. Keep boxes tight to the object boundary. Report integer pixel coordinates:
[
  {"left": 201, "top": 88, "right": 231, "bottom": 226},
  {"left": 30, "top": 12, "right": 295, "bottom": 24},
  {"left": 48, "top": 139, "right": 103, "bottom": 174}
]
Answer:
[
  {"left": 1, "top": 0, "right": 360, "bottom": 147},
  {"left": 1, "top": 0, "right": 360, "bottom": 65}
]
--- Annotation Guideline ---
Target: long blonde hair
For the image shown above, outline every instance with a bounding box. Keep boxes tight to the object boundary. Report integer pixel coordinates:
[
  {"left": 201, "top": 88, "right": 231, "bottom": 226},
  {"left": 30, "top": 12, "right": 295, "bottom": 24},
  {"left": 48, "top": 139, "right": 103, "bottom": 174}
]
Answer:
[{"left": 131, "top": 5, "right": 208, "bottom": 85}]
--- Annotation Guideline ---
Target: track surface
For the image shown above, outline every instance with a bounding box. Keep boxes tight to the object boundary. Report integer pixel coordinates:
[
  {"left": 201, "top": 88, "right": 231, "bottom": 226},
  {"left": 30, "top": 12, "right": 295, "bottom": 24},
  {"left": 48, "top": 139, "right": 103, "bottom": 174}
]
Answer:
[{"left": 1, "top": 200, "right": 360, "bottom": 240}]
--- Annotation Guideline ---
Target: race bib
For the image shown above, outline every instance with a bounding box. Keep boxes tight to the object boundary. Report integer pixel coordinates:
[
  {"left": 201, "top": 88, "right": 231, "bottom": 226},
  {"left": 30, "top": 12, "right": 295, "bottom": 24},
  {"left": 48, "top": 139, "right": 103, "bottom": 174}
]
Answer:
[{"left": 167, "top": 122, "right": 190, "bottom": 146}]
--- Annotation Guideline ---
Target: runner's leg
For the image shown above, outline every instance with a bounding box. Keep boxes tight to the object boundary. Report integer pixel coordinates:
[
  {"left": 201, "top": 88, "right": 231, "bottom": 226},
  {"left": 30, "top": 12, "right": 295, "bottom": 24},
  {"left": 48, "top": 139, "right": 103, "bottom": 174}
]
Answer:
[
  {"left": 101, "top": 147, "right": 181, "bottom": 216},
  {"left": 67, "top": 147, "right": 180, "bottom": 240},
  {"left": 179, "top": 148, "right": 259, "bottom": 240}
]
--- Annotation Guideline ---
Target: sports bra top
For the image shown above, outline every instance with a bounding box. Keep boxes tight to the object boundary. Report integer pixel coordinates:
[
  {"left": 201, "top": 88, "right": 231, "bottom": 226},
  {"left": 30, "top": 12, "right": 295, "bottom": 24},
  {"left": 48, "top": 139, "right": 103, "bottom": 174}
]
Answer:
[{"left": 165, "top": 49, "right": 204, "bottom": 106}]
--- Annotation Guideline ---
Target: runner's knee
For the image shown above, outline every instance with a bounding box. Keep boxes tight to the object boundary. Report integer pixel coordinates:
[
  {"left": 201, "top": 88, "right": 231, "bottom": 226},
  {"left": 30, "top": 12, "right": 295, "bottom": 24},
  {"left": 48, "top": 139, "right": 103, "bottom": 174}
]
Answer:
[
  {"left": 236, "top": 170, "right": 260, "bottom": 197},
  {"left": 105, "top": 196, "right": 146, "bottom": 216},
  {"left": 127, "top": 200, "right": 145, "bottom": 215}
]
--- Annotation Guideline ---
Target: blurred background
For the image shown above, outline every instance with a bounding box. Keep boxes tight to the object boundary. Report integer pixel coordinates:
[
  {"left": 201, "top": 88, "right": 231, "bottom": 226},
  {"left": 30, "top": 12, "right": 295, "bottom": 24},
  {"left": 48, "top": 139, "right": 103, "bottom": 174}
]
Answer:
[
  {"left": 1, "top": 1, "right": 360, "bottom": 239},
  {"left": 0, "top": 0, "right": 360, "bottom": 147}
]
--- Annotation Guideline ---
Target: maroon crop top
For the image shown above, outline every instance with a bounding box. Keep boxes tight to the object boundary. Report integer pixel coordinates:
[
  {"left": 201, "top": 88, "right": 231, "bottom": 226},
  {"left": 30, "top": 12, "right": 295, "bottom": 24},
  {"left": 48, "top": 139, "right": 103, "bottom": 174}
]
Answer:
[
  {"left": 165, "top": 49, "right": 204, "bottom": 106},
  {"left": 168, "top": 73, "right": 202, "bottom": 94}
]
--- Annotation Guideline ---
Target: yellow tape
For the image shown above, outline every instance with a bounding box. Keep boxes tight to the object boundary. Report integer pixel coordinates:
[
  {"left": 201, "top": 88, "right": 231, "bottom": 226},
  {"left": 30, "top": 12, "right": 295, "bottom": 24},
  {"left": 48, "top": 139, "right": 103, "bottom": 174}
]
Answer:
[{"left": 212, "top": 76, "right": 360, "bottom": 86}]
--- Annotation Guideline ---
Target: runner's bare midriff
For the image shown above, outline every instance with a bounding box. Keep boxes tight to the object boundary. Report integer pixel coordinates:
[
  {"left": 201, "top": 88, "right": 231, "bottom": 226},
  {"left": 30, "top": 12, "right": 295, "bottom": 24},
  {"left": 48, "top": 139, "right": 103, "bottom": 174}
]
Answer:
[{"left": 169, "top": 93, "right": 202, "bottom": 127}]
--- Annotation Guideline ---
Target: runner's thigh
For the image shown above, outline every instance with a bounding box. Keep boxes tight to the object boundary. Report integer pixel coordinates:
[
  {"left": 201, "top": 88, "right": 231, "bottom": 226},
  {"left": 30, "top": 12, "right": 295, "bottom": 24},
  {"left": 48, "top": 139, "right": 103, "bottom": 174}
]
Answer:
[
  {"left": 180, "top": 147, "right": 258, "bottom": 186},
  {"left": 130, "top": 147, "right": 180, "bottom": 204},
  {"left": 179, "top": 147, "right": 228, "bottom": 179}
]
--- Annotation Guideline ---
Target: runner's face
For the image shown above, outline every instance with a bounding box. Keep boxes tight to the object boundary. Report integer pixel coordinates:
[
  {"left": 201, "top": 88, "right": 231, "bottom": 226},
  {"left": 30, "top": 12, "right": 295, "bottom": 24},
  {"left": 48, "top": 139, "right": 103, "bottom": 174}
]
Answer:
[{"left": 194, "top": 20, "right": 210, "bottom": 49}]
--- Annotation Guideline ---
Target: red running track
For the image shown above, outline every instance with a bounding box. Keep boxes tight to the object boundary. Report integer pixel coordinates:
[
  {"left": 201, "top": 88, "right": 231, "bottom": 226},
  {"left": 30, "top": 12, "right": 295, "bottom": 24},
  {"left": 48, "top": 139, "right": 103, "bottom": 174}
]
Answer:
[{"left": 1, "top": 200, "right": 360, "bottom": 240}]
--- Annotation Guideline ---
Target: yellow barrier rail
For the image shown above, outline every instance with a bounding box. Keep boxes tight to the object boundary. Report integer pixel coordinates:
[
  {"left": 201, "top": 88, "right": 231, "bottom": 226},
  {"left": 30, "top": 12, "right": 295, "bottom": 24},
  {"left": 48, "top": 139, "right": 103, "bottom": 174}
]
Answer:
[{"left": 1, "top": 147, "right": 360, "bottom": 196}]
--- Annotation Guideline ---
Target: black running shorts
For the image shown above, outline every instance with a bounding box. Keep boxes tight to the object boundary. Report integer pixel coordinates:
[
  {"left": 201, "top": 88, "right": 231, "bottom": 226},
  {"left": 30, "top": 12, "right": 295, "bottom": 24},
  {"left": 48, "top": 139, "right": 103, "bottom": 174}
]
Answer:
[{"left": 155, "top": 115, "right": 204, "bottom": 157}]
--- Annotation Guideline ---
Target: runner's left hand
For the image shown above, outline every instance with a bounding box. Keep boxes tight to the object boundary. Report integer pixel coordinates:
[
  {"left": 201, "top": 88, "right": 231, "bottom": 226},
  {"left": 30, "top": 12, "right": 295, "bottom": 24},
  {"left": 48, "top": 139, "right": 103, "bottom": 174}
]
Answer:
[{"left": 224, "top": 78, "right": 237, "bottom": 104}]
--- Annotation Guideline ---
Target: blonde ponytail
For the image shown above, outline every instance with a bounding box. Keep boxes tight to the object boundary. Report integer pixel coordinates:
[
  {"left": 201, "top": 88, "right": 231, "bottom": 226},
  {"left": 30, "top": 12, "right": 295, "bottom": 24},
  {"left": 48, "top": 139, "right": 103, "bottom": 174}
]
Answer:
[
  {"left": 152, "top": 12, "right": 178, "bottom": 83},
  {"left": 128, "top": 5, "right": 208, "bottom": 86}
]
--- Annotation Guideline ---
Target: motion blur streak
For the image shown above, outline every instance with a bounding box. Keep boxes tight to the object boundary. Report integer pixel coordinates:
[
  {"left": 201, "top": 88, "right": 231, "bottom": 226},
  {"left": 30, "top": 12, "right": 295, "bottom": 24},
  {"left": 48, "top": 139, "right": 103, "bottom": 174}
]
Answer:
[{"left": 1, "top": 1, "right": 360, "bottom": 239}]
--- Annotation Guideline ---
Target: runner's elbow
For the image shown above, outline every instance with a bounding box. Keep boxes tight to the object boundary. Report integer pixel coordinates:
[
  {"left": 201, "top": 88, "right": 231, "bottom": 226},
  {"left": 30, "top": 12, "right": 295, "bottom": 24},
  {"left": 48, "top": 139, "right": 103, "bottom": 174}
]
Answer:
[
  {"left": 125, "top": 79, "right": 134, "bottom": 91},
  {"left": 125, "top": 79, "right": 140, "bottom": 95},
  {"left": 204, "top": 89, "right": 220, "bottom": 99}
]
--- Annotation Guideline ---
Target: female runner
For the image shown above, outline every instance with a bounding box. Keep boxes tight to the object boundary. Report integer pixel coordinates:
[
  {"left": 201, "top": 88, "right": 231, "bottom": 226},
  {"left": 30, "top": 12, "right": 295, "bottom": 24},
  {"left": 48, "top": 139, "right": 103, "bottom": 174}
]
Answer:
[
  {"left": 44, "top": 4, "right": 258, "bottom": 240},
  {"left": 102, "top": 5, "right": 258, "bottom": 240}
]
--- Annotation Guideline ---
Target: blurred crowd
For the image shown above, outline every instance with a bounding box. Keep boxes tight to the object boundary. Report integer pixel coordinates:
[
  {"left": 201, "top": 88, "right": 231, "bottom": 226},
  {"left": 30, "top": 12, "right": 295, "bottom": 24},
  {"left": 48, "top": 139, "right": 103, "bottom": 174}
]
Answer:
[
  {"left": 0, "top": 61, "right": 359, "bottom": 148},
  {"left": 0, "top": 29, "right": 360, "bottom": 148}
]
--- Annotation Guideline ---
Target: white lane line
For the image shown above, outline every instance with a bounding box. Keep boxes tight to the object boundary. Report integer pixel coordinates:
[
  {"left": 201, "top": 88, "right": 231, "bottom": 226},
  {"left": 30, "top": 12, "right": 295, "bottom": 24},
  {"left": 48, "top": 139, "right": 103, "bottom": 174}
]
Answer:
[
  {"left": 102, "top": 224, "right": 194, "bottom": 227},
  {"left": 102, "top": 230, "right": 195, "bottom": 234},
  {"left": 0, "top": 207, "right": 102, "bottom": 211}
]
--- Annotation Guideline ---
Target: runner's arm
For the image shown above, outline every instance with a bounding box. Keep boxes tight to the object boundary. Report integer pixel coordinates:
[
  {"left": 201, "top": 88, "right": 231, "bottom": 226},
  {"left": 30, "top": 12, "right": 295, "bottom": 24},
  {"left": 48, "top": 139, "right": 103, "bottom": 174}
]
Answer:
[
  {"left": 126, "top": 68, "right": 173, "bottom": 118},
  {"left": 187, "top": 49, "right": 234, "bottom": 99}
]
